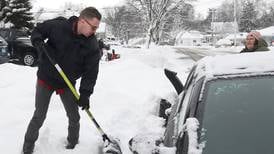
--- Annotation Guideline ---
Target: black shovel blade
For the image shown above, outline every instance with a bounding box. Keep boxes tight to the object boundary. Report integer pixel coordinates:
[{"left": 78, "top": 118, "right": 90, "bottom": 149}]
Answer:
[{"left": 103, "top": 136, "right": 122, "bottom": 154}]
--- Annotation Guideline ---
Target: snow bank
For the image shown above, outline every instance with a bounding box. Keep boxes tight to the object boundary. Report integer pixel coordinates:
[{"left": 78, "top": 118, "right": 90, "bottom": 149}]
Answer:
[{"left": 0, "top": 46, "right": 187, "bottom": 154}]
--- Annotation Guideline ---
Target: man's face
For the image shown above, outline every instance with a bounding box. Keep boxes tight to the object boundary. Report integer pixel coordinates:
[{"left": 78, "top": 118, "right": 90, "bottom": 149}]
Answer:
[
  {"left": 246, "top": 35, "right": 256, "bottom": 49},
  {"left": 79, "top": 17, "right": 100, "bottom": 37}
]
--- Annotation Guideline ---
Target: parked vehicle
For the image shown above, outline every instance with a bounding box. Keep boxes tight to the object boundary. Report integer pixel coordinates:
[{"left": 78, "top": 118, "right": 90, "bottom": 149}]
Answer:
[
  {"left": 129, "top": 51, "right": 274, "bottom": 154},
  {"left": 8, "top": 37, "right": 38, "bottom": 66},
  {"left": 0, "top": 36, "right": 9, "bottom": 64},
  {"left": 0, "top": 28, "right": 38, "bottom": 66}
]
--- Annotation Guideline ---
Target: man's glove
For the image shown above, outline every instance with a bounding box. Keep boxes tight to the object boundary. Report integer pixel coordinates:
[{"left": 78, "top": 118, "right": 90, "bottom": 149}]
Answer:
[{"left": 78, "top": 94, "right": 90, "bottom": 110}]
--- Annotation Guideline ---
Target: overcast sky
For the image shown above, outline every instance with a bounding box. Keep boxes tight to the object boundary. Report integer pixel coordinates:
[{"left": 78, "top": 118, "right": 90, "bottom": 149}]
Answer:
[
  {"left": 32, "top": 0, "right": 222, "bottom": 16},
  {"left": 32, "top": 0, "right": 125, "bottom": 10},
  {"left": 31, "top": 0, "right": 274, "bottom": 18},
  {"left": 192, "top": 0, "right": 224, "bottom": 18}
]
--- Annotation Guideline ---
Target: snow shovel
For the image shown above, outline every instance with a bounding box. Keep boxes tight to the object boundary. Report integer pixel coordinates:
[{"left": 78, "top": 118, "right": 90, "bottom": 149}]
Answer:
[{"left": 41, "top": 45, "right": 122, "bottom": 154}]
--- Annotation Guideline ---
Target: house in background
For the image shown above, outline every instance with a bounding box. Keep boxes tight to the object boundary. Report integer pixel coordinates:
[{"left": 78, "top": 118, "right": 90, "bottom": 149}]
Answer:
[{"left": 175, "top": 30, "right": 204, "bottom": 46}]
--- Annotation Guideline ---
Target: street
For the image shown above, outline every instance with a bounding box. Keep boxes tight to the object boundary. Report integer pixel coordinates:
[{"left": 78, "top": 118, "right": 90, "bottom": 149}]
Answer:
[{"left": 174, "top": 47, "right": 238, "bottom": 61}]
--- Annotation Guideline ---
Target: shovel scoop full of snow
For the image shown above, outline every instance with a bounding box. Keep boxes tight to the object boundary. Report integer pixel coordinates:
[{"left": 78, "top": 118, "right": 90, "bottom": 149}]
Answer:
[
  {"left": 103, "top": 135, "right": 122, "bottom": 154},
  {"left": 128, "top": 133, "right": 163, "bottom": 154}
]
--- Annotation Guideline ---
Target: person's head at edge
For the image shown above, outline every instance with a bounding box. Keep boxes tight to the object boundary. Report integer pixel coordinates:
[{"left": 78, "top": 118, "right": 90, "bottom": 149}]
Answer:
[
  {"left": 77, "top": 7, "right": 101, "bottom": 38},
  {"left": 245, "top": 31, "right": 261, "bottom": 50}
]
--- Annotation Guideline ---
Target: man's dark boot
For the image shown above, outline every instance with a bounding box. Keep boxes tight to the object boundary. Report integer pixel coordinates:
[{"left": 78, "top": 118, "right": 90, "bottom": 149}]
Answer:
[{"left": 65, "top": 142, "right": 78, "bottom": 149}]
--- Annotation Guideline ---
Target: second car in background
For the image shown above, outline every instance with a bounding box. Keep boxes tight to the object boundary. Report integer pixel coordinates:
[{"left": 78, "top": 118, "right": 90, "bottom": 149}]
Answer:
[{"left": 0, "top": 28, "right": 38, "bottom": 66}]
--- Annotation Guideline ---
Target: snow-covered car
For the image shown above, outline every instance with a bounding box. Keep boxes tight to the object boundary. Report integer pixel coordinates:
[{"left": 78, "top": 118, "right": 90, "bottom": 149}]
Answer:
[
  {"left": 215, "top": 38, "right": 233, "bottom": 47},
  {"left": 0, "top": 36, "right": 9, "bottom": 64},
  {"left": 130, "top": 51, "right": 274, "bottom": 154}
]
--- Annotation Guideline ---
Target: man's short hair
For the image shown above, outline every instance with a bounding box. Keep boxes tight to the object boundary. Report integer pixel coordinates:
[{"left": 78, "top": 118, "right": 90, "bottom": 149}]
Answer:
[{"left": 80, "top": 7, "right": 101, "bottom": 21}]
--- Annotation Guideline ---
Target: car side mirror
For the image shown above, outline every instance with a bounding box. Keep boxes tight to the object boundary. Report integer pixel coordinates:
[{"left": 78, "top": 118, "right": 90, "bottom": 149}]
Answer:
[
  {"left": 164, "top": 68, "right": 184, "bottom": 94},
  {"left": 159, "top": 99, "right": 172, "bottom": 127}
]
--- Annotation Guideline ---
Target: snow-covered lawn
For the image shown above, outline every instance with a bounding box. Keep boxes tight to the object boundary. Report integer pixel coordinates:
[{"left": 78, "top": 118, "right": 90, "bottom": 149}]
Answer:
[
  {"left": 0, "top": 46, "right": 192, "bottom": 154},
  {"left": 1, "top": 45, "right": 273, "bottom": 153}
]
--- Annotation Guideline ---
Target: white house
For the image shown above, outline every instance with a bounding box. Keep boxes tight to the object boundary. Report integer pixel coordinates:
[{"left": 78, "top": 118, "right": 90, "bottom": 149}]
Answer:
[{"left": 175, "top": 31, "right": 204, "bottom": 46}]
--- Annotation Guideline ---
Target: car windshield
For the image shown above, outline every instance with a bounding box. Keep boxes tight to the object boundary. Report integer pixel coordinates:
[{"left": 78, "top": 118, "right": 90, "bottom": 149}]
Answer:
[{"left": 201, "top": 75, "right": 274, "bottom": 154}]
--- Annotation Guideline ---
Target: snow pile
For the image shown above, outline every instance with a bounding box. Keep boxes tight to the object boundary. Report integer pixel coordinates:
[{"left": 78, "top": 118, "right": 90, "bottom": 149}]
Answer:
[
  {"left": 0, "top": 46, "right": 187, "bottom": 154},
  {"left": 159, "top": 147, "right": 177, "bottom": 154},
  {"left": 216, "top": 38, "right": 232, "bottom": 46},
  {"left": 258, "top": 26, "right": 274, "bottom": 36}
]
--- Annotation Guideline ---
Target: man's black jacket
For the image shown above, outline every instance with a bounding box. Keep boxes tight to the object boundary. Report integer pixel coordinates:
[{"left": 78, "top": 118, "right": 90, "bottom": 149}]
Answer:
[{"left": 31, "top": 16, "right": 100, "bottom": 97}]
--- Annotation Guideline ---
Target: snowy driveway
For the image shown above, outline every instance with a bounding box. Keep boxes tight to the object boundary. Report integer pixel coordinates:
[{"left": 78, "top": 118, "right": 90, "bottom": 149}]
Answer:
[
  {"left": 0, "top": 45, "right": 248, "bottom": 154},
  {"left": 0, "top": 46, "right": 193, "bottom": 154}
]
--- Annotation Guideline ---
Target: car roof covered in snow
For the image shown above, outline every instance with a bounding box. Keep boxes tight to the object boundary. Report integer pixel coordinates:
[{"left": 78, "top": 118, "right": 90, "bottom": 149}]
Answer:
[{"left": 194, "top": 51, "right": 274, "bottom": 80}]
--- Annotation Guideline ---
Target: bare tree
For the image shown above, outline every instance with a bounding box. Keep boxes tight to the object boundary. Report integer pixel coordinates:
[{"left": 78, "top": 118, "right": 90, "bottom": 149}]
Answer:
[
  {"left": 126, "top": 0, "right": 195, "bottom": 48},
  {"left": 103, "top": 6, "right": 144, "bottom": 43},
  {"left": 104, "top": 6, "right": 128, "bottom": 40}
]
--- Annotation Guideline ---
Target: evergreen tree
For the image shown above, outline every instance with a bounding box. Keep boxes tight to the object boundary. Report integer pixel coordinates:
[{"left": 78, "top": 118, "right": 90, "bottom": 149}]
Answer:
[
  {"left": 0, "top": 0, "right": 10, "bottom": 22},
  {"left": 256, "top": 7, "right": 274, "bottom": 28},
  {"left": 216, "top": 1, "right": 234, "bottom": 22},
  {"left": 6, "top": 0, "right": 34, "bottom": 29},
  {"left": 239, "top": 0, "right": 257, "bottom": 32}
]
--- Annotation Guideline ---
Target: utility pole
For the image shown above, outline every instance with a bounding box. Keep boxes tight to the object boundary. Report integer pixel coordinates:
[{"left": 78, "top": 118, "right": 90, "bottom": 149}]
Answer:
[
  {"left": 233, "top": 0, "right": 237, "bottom": 46},
  {"left": 209, "top": 8, "right": 216, "bottom": 46}
]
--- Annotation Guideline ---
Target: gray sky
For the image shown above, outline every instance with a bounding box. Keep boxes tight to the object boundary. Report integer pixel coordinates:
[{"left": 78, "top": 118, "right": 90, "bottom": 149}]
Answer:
[
  {"left": 31, "top": 0, "right": 274, "bottom": 18},
  {"left": 31, "top": 0, "right": 224, "bottom": 18},
  {"left": 192, "top": 0, "right": 224, "bottom": 18},
  {"left": 32, "top": 0, "right": 221, "bottom": 19},
  {"left": 32, "top": 0, "right": 125, "bottom": 10}
]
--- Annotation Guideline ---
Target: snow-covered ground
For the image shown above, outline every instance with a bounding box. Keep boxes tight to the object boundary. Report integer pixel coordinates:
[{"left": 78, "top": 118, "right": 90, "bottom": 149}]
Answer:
[
  {"left": 1, "top": 45, "right": 273, "bottom": 154},
  {"left": 0, "top": 46, "right": 193, "bottom": 154}
]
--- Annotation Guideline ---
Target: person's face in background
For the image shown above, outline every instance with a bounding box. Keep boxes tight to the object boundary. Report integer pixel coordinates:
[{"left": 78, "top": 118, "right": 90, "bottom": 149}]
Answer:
[
  {"left": 78, "top": 17, "right": 100, "bottom": 37},
  {"left": 246, "top": 35, "right": 256, "bottom": 50}
]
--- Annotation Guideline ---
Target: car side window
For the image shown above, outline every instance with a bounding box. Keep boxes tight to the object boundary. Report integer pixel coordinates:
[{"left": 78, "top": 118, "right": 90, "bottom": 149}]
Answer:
[
  {"left": 178, "top": 77, "right": 204, "bottom": 131},
  {"left": 184, "top": 66, "right": 197, "bottom": 90},
  {"left": 176, "top": 66, "right": 197, "bottom": 114},
  {"left": 188, "top": 77, "right": 205, "bottom": 117}
]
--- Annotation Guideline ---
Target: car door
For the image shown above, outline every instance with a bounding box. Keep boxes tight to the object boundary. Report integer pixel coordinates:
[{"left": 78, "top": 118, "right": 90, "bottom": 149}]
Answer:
[
  {"left": 163, "top": 66, "right": 197, "bottom": 147},
  {"left": 175, "top": 77, "right": 205, "bottom": 154}
]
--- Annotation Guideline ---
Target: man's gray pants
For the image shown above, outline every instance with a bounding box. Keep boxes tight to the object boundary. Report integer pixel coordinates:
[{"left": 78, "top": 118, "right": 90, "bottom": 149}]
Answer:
[{"left": 23, "top": 83, "right": 80, "bottom": 152}]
